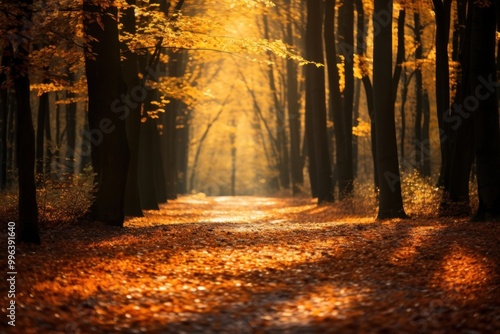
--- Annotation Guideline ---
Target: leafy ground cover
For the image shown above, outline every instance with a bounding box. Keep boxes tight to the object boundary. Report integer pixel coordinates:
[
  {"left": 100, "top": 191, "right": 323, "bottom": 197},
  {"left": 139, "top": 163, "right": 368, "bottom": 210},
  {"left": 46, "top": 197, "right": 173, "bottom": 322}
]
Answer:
[{"left": 1, "top": 195, "right": 499, "bottom": 333}]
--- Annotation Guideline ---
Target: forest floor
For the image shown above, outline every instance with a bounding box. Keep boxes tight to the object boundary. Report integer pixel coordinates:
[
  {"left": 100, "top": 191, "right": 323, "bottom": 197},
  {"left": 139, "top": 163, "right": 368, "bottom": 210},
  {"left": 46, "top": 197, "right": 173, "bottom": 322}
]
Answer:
[{"left": 1, "top": 195, "right": 499, "bottom": 334}]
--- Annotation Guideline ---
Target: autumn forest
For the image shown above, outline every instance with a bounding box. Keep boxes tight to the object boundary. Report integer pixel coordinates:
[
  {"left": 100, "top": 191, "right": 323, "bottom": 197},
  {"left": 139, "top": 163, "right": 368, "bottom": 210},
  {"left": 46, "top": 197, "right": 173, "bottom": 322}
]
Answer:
[{"left": 0, "top": 0, "right": 499, "bottom": 333}]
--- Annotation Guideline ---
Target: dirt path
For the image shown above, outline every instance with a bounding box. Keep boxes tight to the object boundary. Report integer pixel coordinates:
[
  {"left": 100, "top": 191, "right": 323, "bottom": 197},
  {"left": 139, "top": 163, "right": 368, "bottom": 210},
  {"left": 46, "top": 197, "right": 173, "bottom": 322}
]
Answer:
[{"left": 1, "top": 196, "right": 499, "bottom": 333}]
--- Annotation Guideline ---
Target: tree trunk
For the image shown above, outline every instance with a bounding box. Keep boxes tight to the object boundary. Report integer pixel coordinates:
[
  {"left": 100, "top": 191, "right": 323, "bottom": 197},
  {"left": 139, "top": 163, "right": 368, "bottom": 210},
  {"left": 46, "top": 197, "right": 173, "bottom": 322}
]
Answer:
[
  {"left": 392, "top": 9, "right": 406, "bottom": 102},
  {"left": 10, "top": 0, "right": 40, "bottom": 243},
  {"left": 338, "top": 0, "right": 355, "bottom": 197},
  {"left": 432, "top": 0, "right": 452, "bottom": 187},
  {"left": 36, "top": 91, "right": 49, "bottom": 176},
  {"left": 439, "top": 0, "right": 473, "bottom": 217},
  {"left": 176, "top": 102, "right": 190, "bottom": 194},
  {"left": 306, "top": 0, "right": 334, "bottom": 203},
  {"left": 121, "top": 0, "right": 144, "bottom": 217},
  {"left": 470, "top": 3, "right": 500, "bottom": 220},
  {"left": 65, "top": 71, "right": 77, "bottom": 174},
  {"left": 0, "top": 51, "right": 10, "bottom": 189},
  {"left": 285, "top": 0, "right": 303, "bottom": 195},
  {"left": 355, "top": 0, "right": 378, "bottom": 191},
  {"left": 83, "top": 0, "right": 130, "bottom": 226},
  {"left": 414, "top": 11, "right": 424, "bottom": 175},
  {"left": 324, "top": 0, "right": 345, "bottom": 199},
  {"left": 373, "top": 0, "right": 407, "bottom": 219}
]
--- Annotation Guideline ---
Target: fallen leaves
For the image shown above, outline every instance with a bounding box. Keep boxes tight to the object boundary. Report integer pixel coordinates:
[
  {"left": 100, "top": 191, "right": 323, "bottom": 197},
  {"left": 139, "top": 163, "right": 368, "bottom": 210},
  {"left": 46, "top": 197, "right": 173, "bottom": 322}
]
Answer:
[{"left": 1, "top": 195, "right": 499, "bottom": 333}]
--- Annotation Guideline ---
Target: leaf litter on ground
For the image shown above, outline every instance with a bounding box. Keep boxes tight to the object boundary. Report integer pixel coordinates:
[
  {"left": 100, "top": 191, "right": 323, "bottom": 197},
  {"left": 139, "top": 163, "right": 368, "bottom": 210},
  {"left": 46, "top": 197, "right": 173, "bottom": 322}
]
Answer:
[{"left": 1, "top": 195, "right": 499, "bottom": 333}]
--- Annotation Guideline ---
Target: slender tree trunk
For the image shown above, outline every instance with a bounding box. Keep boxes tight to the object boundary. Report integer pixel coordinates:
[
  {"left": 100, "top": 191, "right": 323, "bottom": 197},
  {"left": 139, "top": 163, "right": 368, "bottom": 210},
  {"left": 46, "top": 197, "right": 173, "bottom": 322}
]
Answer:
[
  {"left": 176, "top": 102, "right": 190, "bottom": 194},
  {"left": 432, "top": 0, "right": 452, "bottom": 187},
  {"left": 0, "top": 51, "right": 10, "bottom": 189},
  {"left": 230, "top": 117, "right": 236, "bottom": 196},
  {"left": 422, "top": 91, "right": 431, "bottom": 176},
  {"left": 65, "top": 72, "right": 77, "bottom": 174},
  {"left": 83, "top": 0, "right": 130, "bottom": 226},
  {"left": 44, "top": 94, "right": 52, "bottom": 176},
  {"left": 10, "top": 0, "right": 40, "bottom": 243},
  {"left": 355, "top": 0, "right": 378, "bottom": 191},
  {"left": 373, "top": 0, "right": 407, "bottom": 219},
  {"left": 414, "top": 11, "right": 424, "bottom": 175},
  {"left": 399, "top": 71, "right": 408, "bottom": 167},
  {"left": 352, "top": 78, "right": 360, "bottom": 179},
  {"left": 338, "top": 0, "right": 355, "bottom": 197},
  {"left": 285, "top": 0, "right": 303, "bottom": 195},
  {"left": 324, "top": 0, "right": 345, "bottom": 199},
  {"left": 138, "top": 118, "right": 159, "bottom": 210},
  {"left": 306, "top": 0, "right": 334, "bottom": 203},
  {"left": 36, "top": 91, "right": 49, "bottom": 176},
  {"left": 392, "top": 9, "right": 406, "bottom": 102}
]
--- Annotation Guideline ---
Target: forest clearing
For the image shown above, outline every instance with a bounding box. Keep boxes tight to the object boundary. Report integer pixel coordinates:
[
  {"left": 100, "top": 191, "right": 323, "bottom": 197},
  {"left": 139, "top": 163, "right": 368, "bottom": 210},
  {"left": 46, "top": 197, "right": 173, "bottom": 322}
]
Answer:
[{"left": 1, "top": 195, "right": 499, "bottom": 333}]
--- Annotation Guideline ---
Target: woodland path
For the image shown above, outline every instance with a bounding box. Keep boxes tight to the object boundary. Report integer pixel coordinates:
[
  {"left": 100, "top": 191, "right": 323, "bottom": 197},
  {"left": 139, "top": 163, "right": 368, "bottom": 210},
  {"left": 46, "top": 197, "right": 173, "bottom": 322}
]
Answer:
[{"left": 1, "top": 195, "right": 499, "bottom": 333}]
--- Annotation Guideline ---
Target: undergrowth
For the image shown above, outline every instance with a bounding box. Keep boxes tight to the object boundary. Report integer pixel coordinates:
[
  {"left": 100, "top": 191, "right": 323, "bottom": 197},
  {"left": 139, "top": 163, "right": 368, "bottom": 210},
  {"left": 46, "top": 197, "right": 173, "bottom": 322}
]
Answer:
[
  {"left": 0, "top": 166, "right": 95, "bottom": 228},
  {"left": 334, "top": 170, "right": 479, "bottom": 218}
]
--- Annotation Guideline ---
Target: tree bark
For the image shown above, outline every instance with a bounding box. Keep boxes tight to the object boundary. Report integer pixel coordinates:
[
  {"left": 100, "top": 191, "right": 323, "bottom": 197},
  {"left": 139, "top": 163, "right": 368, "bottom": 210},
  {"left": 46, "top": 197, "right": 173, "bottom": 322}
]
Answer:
[
  {"left": 306, "top": 0, "right": 334, "bottom": 203},
  {"left": 83, "top": 0, "right": 130, "bottom": 226},
  {"left": 373, "top": 0, "right": 407, "bottom": 219},
  {"left": 121, "top": 0, "right": 144, "bottom": 217},
  {"left": 0, "top": 50, "right": 10, "bottom": 189},
  {"left": 470, "top": 3, "right": 500, "bottom": 220},
  {"left": 285, "top": 0, "right": 303, "bottom": 195},
  {"left": 432, "top": 0, "right": 452, "bottom": 187},
  {"left": 10, "top": 0, "right": 40, "bottom": 243},
  {"left": 439, "top": 0, "right": 473, "bottom": 217},
  {"left": 337, "top": 0, "right": 355, "bottom": 197}
]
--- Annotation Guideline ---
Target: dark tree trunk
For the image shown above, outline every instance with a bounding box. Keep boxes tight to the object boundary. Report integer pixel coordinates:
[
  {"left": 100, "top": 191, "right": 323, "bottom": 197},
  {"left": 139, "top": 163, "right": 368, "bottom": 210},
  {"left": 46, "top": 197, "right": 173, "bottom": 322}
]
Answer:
[
  {"left": 414, "top": 11, "right": 425, "bottom": 175},
  {"left": 10, "top": 0, "right": 40, "bottom": 243},
  {"left": 83, "top": 0, "right": 130, "bottom": 226},
  {"left": 392, "top": 9, "right": 406, "bottom": 101},
  {"left": 470, "top": 3, "right": 500, "bottom": 219},
  {"left": 338, "top": 0, "right": 355, "bottom": 197},
  {"left": 324, "top": 0, "right": 345, "bottom": 199},
  {"left": 44, "top": 94, "right": 52, "bottom": 176},
  {"left": 355, "top": 0, "right": 378, "bottom": 191},
  {"left": 152, "top": 119, "right": 167, "bottom": 203},
  {"left": 36, "top": 91, "right": 49, "bottom": 176},
  {"left": 80, "top": 115, "right": 91, "bottom": 171},
  {"left": 439, "top": 0, "right": 473, "bottom": 217},
  {"left": 285, "top": 0, "right": 303, "bottom": 195},
  {"left": 306, "top": 0, "right": 334, "bottom": 203},
  {"left": 422, "top": 91, "right": 432, "bottom": 176},
  {"left": 165, "top": 97, "right": 178, "bottom": 200},
  {"left": 0, "top": 51, "right": 10, "bottom": 189},
  {"left": 65, "top": 78, "right": 77, "bottom": 174},
  {"left": 176, "top": 102, "right": 190, "bottom": 194},
  {"left": 373, "top": 0, "right": 407, "bottom": 219},
  {"left": 399, "top": 71, "right": 408, "bottom": 167},
  {"left": 121, "top": 0, "right": 143, "bottom": 217},
  {"left": 432, "top": 0, "right": 452, "bottom": 187},
  {"left": 138, "top": 118, "right": 159, "bottom": 210},
  {"left": 352, "top": 79, "right": 360, "bottom": 179}
]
